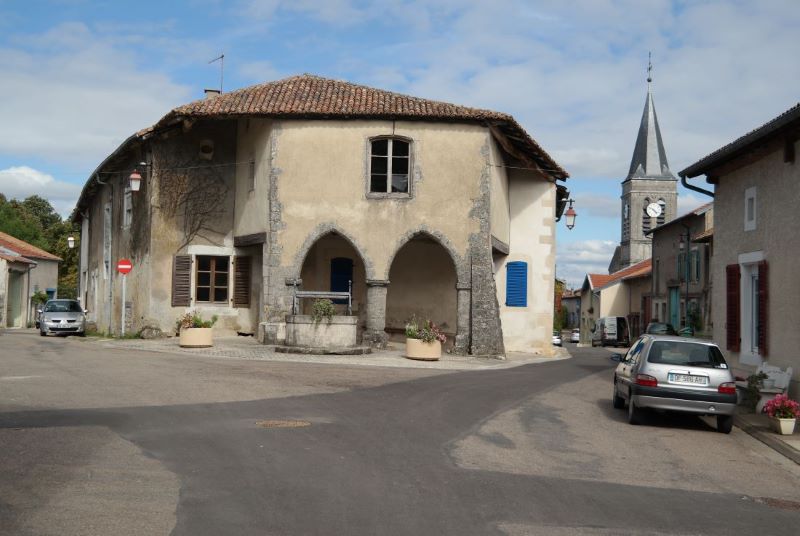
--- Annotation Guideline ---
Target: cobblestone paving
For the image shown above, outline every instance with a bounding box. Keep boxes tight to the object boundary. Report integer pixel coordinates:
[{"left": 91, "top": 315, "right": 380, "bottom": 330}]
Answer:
[{"left": 100, "top": 337, "right": 570, "bottom": 370}]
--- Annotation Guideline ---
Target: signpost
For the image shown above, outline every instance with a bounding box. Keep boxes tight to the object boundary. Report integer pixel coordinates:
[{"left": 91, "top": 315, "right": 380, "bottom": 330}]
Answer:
[{"left": 117, "top": 259, "right": 133, "bottom": 336}]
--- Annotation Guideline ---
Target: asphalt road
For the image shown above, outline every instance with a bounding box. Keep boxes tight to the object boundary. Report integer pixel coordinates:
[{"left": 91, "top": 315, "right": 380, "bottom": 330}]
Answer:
[{"left": 1, "top": 331, "right": 799, "bottom": 535}]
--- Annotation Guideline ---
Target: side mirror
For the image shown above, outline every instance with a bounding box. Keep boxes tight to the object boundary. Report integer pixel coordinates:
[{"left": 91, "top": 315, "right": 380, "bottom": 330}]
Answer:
[
  {"left": 610, "top": 353, "right": 623, "bottom": 362},
  {"left": 83, "top": 309, "right": 90, "bottom": 314},
  {"left": 37, "top": 308, "right": 43, "bottom": 314}
]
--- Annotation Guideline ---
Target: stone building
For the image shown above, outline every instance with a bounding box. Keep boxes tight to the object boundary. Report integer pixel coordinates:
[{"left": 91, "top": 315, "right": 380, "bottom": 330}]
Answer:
[
  {"left": 680, "top": 102, "right": 800, "bottom": 394},
  {"left": 72, "top": 75, "right": 569, "bottom": 355},
  {"left": 609, "top": 70, "right": 678, "bottom": 273}
]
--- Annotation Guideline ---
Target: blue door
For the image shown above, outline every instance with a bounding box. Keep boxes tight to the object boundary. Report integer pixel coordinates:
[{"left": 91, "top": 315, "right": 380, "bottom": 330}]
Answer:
[
  {"left": 330, "top": 258, "right": 353, "bottom": 304},
  {"left": 669, "top": 287, "right": 680, "bottom": 328}
]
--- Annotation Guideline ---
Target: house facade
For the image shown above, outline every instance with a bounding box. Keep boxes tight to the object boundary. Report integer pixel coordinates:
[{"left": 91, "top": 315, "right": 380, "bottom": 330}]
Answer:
[
  {"left": 680, "top": 103, "right": 800, "bottom": 394},
  {"left": 648, "top": 203, "right": 713, "bottom": 334},
  {"left": 0, "top": 232, "right": 61, "bottom": 328},
  {"left": 72, "top": 75, "right": 569, "bottom": 355},
  {"left": 561, "top": 289, "right": 580, "bottom": 329}
]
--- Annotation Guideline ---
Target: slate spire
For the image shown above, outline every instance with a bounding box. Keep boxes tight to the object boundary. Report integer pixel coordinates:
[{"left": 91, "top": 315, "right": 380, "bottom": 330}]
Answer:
[{"left": 626, "top": 59, "right": 675, "bottom": 181}]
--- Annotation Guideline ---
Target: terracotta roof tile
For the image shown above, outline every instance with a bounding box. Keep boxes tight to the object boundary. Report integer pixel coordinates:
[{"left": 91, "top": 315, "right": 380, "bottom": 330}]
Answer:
[
  {"left": 588, "top": 259, "right": 651, "bottom": 290},
  {"left": 0, "top": 232, "right": 61, "bottom": 261}
]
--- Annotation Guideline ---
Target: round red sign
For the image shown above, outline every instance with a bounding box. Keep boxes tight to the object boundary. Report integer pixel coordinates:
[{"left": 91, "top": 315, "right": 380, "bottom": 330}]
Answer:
[{"left": 117, "top": 258, "right": 133, "bottom": 274}]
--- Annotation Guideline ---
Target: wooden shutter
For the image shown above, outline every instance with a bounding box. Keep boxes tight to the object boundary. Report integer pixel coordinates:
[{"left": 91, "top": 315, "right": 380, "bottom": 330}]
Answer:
[
  {"left": 172, "top": 255, "right": 192, "bottom": 307},
  {"left": 233, "top": 256, "right": 251, "bottom": 308},
  {"left": 506, "top": 261, "right": 528, "bottom": 307},
  {"left": 758, "top": 260, "right": 768, "bottom": 356},
  {"left": 725, "top": 264, "right": 740, "bottom": 352}
]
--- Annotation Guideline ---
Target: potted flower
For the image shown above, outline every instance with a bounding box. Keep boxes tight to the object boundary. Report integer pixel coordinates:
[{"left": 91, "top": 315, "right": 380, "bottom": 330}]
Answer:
[
  {"left": 762, "top": 394, "right": 800, "bottom": 435},
  {"left": 177, "top": 311, "right": 218, "bottom": 348},
  {"left": 404, "top": 319, "right": 447, "bottom": 361}
]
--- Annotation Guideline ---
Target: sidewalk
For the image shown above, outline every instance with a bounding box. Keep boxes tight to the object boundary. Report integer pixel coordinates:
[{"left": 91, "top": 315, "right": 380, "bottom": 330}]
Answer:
[
  {"left": 98, "top": 336, "right": 572, "bottom": 371},
  {"left": 734, "top": 412, "right": 800, "bottom": 465}
]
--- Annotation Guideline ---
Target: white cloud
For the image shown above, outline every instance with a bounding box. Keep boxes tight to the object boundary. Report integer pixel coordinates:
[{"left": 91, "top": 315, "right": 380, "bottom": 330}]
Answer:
[
  {"left": 0, "top": 166, "right": 81, "bottom": 217},
  {"left": 677, "top": 191, "right": 712, "bottom": 216},
  {"left": 556, "top": 240, "right": 618, "bottom": 288}
]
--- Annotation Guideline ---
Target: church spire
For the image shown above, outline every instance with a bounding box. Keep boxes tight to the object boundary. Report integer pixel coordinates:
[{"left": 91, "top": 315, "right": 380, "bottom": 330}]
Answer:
[{"left": 626, "top": 54, "right": 675, "bottom": 181}]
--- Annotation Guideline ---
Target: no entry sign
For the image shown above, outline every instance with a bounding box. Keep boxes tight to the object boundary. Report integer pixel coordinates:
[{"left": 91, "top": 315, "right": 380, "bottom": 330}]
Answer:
[{"left": 117, "top": 258, "right": 133, "bottom": 274}]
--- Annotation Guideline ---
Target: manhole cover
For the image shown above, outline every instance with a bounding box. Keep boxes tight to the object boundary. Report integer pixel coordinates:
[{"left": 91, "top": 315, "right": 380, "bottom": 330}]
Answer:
[{"left": 255, "top": 419, "right": 311, "bottom": 429}]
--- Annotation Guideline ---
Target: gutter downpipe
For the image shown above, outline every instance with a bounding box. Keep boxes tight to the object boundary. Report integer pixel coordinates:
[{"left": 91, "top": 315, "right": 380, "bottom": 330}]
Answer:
[{"left": 680, "top": 173, "right": 715, "bottom": 198}]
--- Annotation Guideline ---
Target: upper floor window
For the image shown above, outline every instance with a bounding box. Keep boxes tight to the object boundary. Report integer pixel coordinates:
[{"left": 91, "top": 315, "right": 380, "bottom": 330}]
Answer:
[{"left": 369, "top": 137, "right": 410, "bottom": 195}]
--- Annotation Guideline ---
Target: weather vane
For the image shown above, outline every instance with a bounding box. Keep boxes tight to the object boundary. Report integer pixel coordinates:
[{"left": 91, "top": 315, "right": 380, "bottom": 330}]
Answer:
[{"left": 647, "top": 51, "right": 653, "bottom": 84}]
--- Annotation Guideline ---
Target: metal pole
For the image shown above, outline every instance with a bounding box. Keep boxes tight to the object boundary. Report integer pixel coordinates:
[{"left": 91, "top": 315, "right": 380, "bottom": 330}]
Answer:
[
  {"left": 121, "top": 273, "right": 127, "bottom": 337},
  {"left": 682, "top": 226, "right": 691, "bottom": 330}
]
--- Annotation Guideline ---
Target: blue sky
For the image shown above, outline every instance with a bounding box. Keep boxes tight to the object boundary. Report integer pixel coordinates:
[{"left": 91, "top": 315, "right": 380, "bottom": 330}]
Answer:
[{"left": 1, "top": 0, "right": 799, "bottom": 287}]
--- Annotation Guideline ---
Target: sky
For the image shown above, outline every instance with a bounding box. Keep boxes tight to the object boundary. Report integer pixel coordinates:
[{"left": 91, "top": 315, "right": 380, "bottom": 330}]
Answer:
[{"left": 1, "top": 0, "right": 798, "bottom": 287}]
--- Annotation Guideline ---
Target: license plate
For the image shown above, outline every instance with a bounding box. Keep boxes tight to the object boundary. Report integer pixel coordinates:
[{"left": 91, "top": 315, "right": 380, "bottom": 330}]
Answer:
[{"left": 669, "top": 373, "right": 708, "bottom": 385}]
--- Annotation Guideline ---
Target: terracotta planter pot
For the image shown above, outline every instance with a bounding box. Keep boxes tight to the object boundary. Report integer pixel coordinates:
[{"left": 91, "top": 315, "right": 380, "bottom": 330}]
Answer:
[
  {"left": 179, "top": 327, "right": 213, "bottom": 348},
  {"left": 771, "top": 417, "right": 797, "bottom": 435},
  {"left": 405, "top": 338, "right": 441, "bottom": 361}
]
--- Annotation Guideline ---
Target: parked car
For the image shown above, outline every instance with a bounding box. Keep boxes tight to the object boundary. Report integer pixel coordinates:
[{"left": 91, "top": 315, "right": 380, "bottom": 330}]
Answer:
[
  {"left": 591, "top": 316, "right": 629, "bottom": 347},
  {"left": 39, "top": 299, "right": 87, "bottom": 337},
  {"left": 570, "top": 328, "right": 580, "bottom": 343},
  {"left": 552, "top": 330, "right": 562, "bottom": 347},
  {"left": 645, "top": 322, "right": 677, "bottom": 335},
  {"left": 610, "top": 335, "right": 736, "bottom": 433}
]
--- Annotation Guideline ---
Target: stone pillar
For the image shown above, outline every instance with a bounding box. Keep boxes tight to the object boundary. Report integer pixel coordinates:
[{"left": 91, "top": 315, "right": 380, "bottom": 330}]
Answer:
[
  {"left": 468, "top": 239, "right": 505, "bottom": 357},
  {"left": 363, "top": 279, "right": 389, "bottom": 348},
  {"left": 454, "top": 285, "right": 471, "bottom": 354}
]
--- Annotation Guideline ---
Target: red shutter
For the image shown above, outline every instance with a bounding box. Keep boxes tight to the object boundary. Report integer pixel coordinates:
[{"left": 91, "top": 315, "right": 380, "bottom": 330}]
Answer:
[
  {"left": 172, "top": 255, "right": 192, "bottom": 307},
  {"left": 758, "top": 260, "right": 768, "bottom": 356},
  {"left": 233, "top": 256, "right": 252, "bottom": 308},
  {"left": 725, "top": 264, "right": 740, "bottom": 352}
]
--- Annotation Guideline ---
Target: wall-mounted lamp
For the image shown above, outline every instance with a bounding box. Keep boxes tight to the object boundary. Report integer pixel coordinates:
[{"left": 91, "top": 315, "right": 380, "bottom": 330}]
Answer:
[
  {"left": 563, "top": 198, "right": 577, "bottom": 230},
  {"left": 128, "top": 162, "right": 148, "bottom": 192},
  {"left": 67, "top": 236, "right": 75, "bottom": 249}
]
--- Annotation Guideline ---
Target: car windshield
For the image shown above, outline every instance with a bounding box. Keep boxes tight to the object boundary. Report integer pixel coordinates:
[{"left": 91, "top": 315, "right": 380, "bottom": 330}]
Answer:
[
  {"left": 647, "top": 341, "right": 728, "bottom": 368},
  {"left": 44, "top": 301, "right": 83, "bottom": 313}
]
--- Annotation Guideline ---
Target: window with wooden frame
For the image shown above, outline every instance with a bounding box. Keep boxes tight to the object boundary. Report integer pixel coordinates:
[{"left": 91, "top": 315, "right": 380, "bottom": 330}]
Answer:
[
  {"left": 195, "top": 255, "right": 229, "bottom": 303},
  {"left": 369, "top": 137, "right": 411, "bottom": 195}
]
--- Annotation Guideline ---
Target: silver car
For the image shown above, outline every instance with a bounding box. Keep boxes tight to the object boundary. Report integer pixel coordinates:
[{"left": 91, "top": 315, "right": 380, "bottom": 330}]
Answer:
[
  {"left": 39, "top": 299, "right": 87, "bottom": 337},
  {"left": 611, "top": 335, "right": 736, "bottom": 433}
]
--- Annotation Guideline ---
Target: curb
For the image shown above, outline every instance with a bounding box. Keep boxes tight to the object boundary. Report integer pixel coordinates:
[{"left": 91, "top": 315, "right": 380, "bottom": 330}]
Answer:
[{"left": 734, "top": 416, "right": 800, "bottom": 465}]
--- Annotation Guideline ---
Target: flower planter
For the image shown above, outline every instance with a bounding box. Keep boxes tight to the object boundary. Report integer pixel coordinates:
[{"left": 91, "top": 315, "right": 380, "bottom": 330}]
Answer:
[
  {"left": 179, "top": 327, "right": 213, "bottom": 348},
  {"left": 405, "top": 338, "right": 441, "bottom": 361},
  {"left": 771, "top": 417, "right": 797, "bottom": 435}
]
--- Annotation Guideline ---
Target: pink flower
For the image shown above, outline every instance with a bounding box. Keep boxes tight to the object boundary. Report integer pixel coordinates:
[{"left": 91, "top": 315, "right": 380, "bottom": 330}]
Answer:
[{"left": 763, "top": 394, "right": 800, "bottom": 419}]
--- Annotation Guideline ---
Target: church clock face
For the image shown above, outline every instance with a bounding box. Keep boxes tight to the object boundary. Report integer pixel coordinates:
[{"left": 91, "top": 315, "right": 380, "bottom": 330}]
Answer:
[{"left": 646, "top": 202, "right": 662, "bottom": 218}]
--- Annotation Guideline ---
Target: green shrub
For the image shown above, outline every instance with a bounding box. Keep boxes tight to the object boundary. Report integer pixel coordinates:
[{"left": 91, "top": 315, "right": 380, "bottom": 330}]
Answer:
[{"left": 311, "top": 299, "right": 336, "bottom": 323}]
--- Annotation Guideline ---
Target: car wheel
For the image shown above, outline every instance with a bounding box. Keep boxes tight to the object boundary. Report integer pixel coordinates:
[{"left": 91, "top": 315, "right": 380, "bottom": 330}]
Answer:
[
  {"left": 612, "top": 380, "right": 625, "bottom": 409},
  {"left": 627, "top": 393, "right": 643, "bottom": 425},
  {"left": 717, "top": 415, "right": 733, "bottom": 434},
  {"left": 39, "top": 329, "right": 46, "bottom": 337}
]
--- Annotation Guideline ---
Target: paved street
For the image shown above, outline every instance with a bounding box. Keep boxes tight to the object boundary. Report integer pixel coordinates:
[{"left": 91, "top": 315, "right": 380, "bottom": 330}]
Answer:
[{"left": 1, "top": 331, "right": 799, "bottom": 535}]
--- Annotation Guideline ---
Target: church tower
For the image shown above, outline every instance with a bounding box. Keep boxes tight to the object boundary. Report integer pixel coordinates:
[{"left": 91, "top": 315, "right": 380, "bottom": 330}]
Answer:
[{"left": 610, "top": 58, "right": 678, "bottom": 273}]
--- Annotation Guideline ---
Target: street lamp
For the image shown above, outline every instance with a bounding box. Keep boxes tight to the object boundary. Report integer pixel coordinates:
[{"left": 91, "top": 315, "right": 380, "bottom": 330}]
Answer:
[
  {"left": 67, "top": 236, "right": 75, "bottom": 249},
  {"left": 561, "top": 198, "right": 577, "bottom": 230},
  {"left": 679, "top": 225, "right": 691, "bottom": 329},
  {"left": 128, "top": 169, "right": 143, "bottom": 192}
]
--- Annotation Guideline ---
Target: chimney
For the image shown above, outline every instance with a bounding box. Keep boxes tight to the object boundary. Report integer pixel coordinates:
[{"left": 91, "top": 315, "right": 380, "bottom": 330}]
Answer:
[{"left": 204, "top": 88, "right": 221, "bottom": 99}]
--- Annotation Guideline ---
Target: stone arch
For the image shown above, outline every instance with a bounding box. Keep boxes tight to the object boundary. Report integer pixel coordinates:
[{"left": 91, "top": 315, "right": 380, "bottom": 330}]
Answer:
[
  {"left": 291, "top": 222, "right": 376, "bottom": 281},
  {"left": 384, "top": 227, "right": 468, "bottom": 287}
]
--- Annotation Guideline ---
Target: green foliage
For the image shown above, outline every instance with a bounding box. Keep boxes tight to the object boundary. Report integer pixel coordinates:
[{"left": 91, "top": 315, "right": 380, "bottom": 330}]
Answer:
[
  {"left": 553, "top": 305, "right": 568, "bottom": 332},
  {"left": 687, "top": 303, "right": 703, "bottom": 332},
  {"left": 31, "top": 290, "right": 49, "bottom": 305},
  {"left": 743, "top": 372, "right": 768, "bottom": 410},
  {"left": 177, "top": 311, "right": 218, "bottom": 331},
  {"left": 404, "top": 317, "right": 447, "bottom": 344},
  {"left": 311, "top": 298, "right": 336, "bottom": 323}
]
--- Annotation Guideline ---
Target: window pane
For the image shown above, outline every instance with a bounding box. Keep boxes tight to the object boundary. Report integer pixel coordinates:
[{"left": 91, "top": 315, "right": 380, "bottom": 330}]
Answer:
[
  {"left": 391, "top": 174, "right": 409, "bottom": 193},
  {"left": 370, "top": 174, "right": 387, "bottom": 192},
  {"left": 196, "top": 287, "right": 210, "bottom": 302},
  {"left": 392, "top": 140, "right": 409, "bottom": 157},
  {"left": 392, "top": 156, "right": 408, "bottom": 174},
  {"left": 371, "top": 156, "right": 387, "bottom": 174},
  {"left": 197, "top": 256, "right": 211, "bottom": 271},
  {"left": 197, "top": 272, "right": 211, "bottom": 286},
  {"left": 371, "top": 139, "right": 388, "bottom": 156},
  {"left": 214, "top": 257, "right": 229, "bottom": 272},
  {"left": 215, "top": 272, "right": 228, "bottom": 287},
  {"left": 214, "top": 288, "right": 228, "bottom": 302}
]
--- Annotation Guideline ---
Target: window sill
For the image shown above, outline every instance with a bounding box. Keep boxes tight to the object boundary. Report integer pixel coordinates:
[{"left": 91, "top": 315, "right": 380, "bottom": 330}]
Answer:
[{"left": 366, "top": 192, "right": 412, "bottom": 200}]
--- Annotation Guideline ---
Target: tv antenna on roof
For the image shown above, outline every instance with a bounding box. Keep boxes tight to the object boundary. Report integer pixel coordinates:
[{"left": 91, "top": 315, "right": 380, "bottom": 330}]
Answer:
[{"left": 209, "top": 53, "right": 224, "bottom": 92}]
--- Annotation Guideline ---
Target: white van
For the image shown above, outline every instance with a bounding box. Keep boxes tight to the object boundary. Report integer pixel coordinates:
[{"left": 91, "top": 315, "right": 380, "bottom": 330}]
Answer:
[{"left": 591, "top": 316, "right": 630, "bottom": 348}]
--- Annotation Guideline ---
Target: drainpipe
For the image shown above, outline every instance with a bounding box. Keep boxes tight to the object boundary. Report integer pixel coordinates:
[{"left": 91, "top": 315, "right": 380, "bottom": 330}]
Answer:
[{"left": 679, "top": 174, "right": 714, "bottom": 198}]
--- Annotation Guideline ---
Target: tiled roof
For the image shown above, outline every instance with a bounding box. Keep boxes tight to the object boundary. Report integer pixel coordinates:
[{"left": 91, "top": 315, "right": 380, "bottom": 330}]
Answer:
[
  {"left": 680, "top": 102, "right": 800, "bottom": 178},
  {"left": 646, "top": 201, "right": 713, "bottom": 235},
  {"left": 0, "top": 232, "right": 61, "bottom": 261},
  {"left": 587, "top": 259, "right": 652, "bottom": 290},
  {"left": 0, "top": 252, "right": 35, "bottom": 264},
  {"left": 150, "top": 74, "right": 568, "bottom": 179},
  {"left": 693, "top": 227, "right": 714, "bottom": 242}
]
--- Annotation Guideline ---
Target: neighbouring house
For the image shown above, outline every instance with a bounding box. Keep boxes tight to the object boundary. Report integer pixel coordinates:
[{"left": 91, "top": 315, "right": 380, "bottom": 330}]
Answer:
[
  {"left": 647, "top": 202, "right": 713, "bottom": 334},
  {"left": 680, "top": 102, "right": 800, "bottom": 395},
  {"left": 71, "top": 74, "right": 569, "bottom": 355},
  {"left": 0, "top": 231, "right": 62, "bottom": 328},
  {"left": 561, "top": 289, "right": 580, "bottom": 329},
  {"left": 579, "top": 259, "right": 651, "bottom": 344}
]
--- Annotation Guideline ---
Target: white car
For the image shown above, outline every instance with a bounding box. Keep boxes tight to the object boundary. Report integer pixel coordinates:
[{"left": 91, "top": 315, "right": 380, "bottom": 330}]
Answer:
[
  {"left": 570, "top": 329, "right": 580, "bottom": 343},
  {"left": 552, "top": 330, "right": 562, "bottom": 347}
]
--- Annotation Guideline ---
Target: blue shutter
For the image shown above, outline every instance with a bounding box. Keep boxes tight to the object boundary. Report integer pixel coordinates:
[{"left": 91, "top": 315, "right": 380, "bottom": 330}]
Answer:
[{"left": 506, "top": 261, "right": 528, "bottom": 307}]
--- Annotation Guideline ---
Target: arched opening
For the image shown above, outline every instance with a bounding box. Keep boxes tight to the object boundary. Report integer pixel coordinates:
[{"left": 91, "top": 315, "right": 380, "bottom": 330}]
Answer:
[
  {"left": 386, "top": 234, "right": 458, "bottom": 349},
  {"left": 299, "top": 232, "right": 367, "bottom": 333}
]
